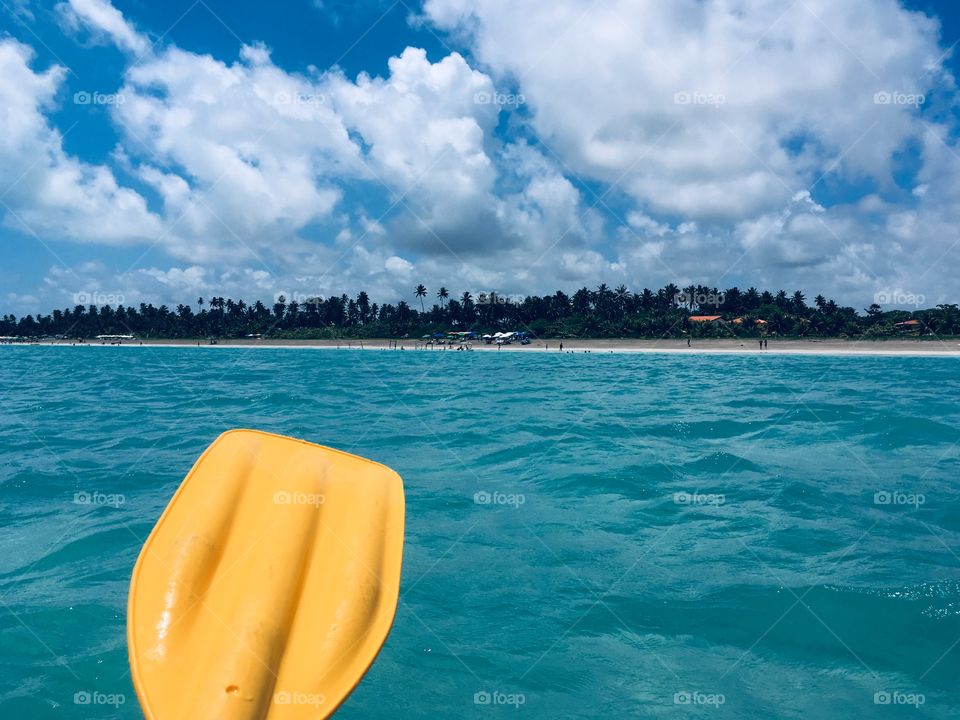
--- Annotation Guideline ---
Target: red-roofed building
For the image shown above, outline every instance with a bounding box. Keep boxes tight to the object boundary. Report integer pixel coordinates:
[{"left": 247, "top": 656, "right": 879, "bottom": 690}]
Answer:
[
  {"left": 894, "top": 319, "right": 921, "bottom": 333},
  {"left": 689, "top": 315, "right": 722, "bottom": 322}
]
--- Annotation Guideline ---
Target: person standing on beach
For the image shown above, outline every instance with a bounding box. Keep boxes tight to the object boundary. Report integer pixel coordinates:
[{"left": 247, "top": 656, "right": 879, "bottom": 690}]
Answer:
[
  {"left": 560, "top": 342, "right": 563, "bottom": 352},
  {"left": 687, "top": 338, "right": 691, "bottom": 348},
  {"left": 759, "top": 339, "right": 763, "bottom": 350},
  {"left": 764, "top": 338, "right": 768, "bottom": 349}
]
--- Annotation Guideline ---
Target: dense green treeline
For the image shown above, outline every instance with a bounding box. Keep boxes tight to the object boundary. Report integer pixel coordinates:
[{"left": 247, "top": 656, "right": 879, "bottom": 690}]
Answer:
[{"left": 2, "top": 284, "right": 957, "bottom": 340}]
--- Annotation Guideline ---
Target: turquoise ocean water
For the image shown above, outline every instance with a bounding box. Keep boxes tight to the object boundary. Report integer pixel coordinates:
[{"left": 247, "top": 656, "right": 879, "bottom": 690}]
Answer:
[{"left": 1, "top": 346, "right": 958, "bottom": 718}]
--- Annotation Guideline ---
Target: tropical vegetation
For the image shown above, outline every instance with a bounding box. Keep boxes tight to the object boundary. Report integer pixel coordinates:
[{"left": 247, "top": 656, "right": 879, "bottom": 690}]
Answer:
[{"left": 1, "top": 284, "right": 957, "bottom": 340}]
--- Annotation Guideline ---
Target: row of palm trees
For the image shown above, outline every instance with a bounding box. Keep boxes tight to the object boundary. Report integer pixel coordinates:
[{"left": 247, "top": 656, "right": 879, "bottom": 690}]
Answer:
[
  {"left": 415, "top": 285, "right": 450, "bottom": 312},
  {"left": 1, "top": 283, "right": 954, "bottom": 339}
]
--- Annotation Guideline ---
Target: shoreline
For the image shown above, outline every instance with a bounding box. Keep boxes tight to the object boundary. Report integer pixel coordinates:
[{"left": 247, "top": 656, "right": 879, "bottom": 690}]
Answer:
[{"left": 7, "top": 337, "right": 960, "bottom": 357}]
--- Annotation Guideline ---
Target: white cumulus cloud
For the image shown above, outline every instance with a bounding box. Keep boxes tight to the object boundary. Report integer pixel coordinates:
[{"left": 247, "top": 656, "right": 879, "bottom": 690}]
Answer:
[{"left": 5, "top": 0, "right": 960, "bottom": 314}]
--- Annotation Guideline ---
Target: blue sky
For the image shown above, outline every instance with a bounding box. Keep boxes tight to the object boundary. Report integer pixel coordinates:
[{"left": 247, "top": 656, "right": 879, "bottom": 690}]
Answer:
[{"left": 3, "top": 0, "right": 960, "bottom": 315}]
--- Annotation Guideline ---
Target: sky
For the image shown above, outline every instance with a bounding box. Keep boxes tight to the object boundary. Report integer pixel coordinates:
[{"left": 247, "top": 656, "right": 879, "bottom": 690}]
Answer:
[{"left": 2, "top": 0, "right": 960, "bottom": 315}]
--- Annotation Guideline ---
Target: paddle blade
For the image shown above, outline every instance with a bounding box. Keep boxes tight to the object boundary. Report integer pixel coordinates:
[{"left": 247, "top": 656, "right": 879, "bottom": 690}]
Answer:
[{"left": 127, "top": 430, "right": 405, "bottom": 719}]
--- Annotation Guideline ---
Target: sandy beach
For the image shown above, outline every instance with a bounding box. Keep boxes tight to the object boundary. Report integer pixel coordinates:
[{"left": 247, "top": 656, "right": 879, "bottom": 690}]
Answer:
[{"left": 25, "top": 337, "right": 960, "bottom": 356}]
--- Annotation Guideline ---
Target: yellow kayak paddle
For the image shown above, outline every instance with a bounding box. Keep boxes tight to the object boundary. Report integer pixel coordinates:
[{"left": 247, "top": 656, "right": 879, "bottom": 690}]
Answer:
[{"left": 127, "top": 430, "right": 405, "bottom": 719}]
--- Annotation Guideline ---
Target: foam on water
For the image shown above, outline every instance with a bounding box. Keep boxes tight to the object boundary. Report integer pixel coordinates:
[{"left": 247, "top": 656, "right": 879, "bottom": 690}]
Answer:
[{"left": 0, "top": 347, "right": 958, "bottom": 718}]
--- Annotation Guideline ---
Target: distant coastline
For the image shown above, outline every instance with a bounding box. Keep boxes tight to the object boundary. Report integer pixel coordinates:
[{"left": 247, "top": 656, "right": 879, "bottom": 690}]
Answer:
[
  {"left": 10, "top": 336, "right": 960, "bottom": 357},
  {"left": 3, "top": 285, "right": 957, "bottom": 345}
]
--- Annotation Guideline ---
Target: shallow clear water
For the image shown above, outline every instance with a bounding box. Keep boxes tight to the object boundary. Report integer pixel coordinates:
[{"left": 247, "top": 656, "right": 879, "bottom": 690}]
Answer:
[{"left": 1, "top": 346, "right": 958, "bottom": 719}]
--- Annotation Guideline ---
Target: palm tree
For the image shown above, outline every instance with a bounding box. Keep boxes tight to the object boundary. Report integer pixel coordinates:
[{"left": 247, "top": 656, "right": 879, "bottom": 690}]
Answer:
[
  {"left": 791, "top": 290, "right": 806, "bottom": 314},
  {"left": 415, "top": 285, "right": 427, "bottom": 313},
  {"left": 197, "top": 297, "right": 204, "bottom": 313},
  {"left": 437, "top": 287, "right": 449, "bottom": 308},
  {"left": 572, "top": 287, "right": 591, "bottom": 314},
  {"left": 724, "top": 287, "right": 742, "bottom": 313},
  {"left": 639, "top": 288, "right": 654, "bottom": 309},
  {"left": 662, "top": 283, "right": 680, "bottom": 309},
  {"left": 459, "top": 292, "right": 475, "bottom": 323},
  {"left": 614, "top": 284, "right": 630, "bottom": 312},
  {"left": 594, "top": 283, "right": 612, "bottom": 319},
  {"left": 357, "top": 291, "right": 370, "bottom": 324}
]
